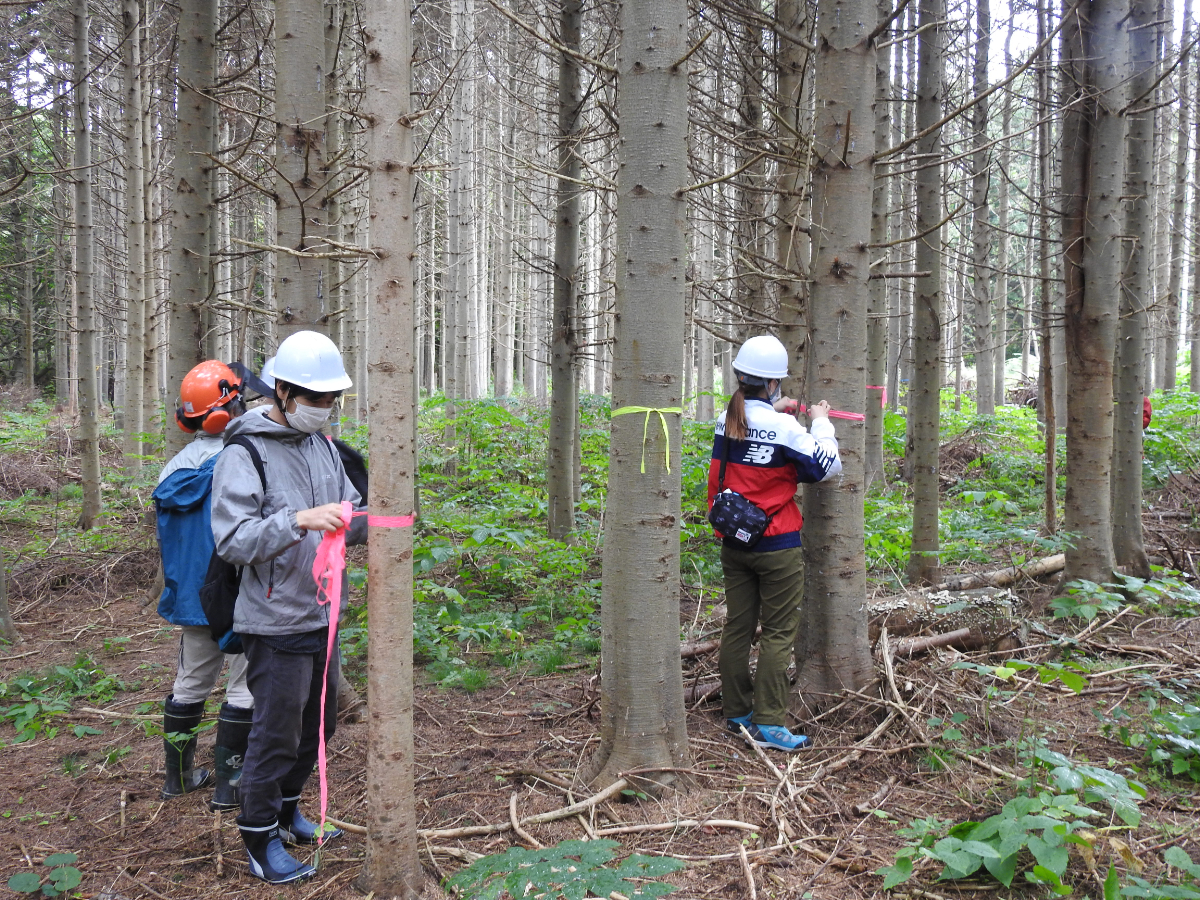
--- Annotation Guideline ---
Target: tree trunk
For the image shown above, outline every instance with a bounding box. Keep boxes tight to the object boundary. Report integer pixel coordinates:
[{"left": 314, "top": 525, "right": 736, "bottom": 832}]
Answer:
[
  {"left": 580, "top": 0, "right": 690, "bottom": 790},
  {"left": 775, "top": 0, "right": 811, "bottom": 408},
  {"left": 993, "top": 24, "right": 1014, "bottom": 409},
  {"left": 905, "top": 0, "right": 944, "bottom": 585},
  {"left": 359, "top": 0, "right": 421, "bottom": 889},
  {"left": 1192, "top": 43, "right": 1200, "bottom": 393},
  {"left": 74, "top": 0, "right": 101, "bottom": 530},
  {"left": 1113, "top": 0, "right": 1156, "bottom": 578},
  {"left": 274, "top": 0, "right": 329, "bottom": 341},
  {"left": 548, "top": 0, "right": 583, "bottom": 542},
  {"left": 1037, "top": 0, "right": 1057, "bottom": 535},
  {"left": 1164, "top": 0, "right": 1191, "bottom": 392},
  {"left": 1061, "top": 0, "right": 1128, "bottom": 585},
  {"left": 122, "top": 0, "right": 146, "bottom": 469},
  {"left": 865, "top": 0, "right": 891, "bottom": 489},
  {"left": 796, "top": 0, "right": 877, "bottom": 702},
  {"left": 970, "top": 0, "right": 994, "bottom": 416},
  {"left": 167, "top": 0, "right": 216, "bottom": 457}
]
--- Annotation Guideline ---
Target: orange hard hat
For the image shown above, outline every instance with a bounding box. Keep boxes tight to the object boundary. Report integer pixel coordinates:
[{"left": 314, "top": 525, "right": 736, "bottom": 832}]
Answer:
[{"left": 176, "top": 361, "right": 242, "bottom": 434}]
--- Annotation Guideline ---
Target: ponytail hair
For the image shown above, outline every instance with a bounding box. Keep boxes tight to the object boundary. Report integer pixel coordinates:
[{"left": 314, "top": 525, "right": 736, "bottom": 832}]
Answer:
[{"left": 725, "top": 387, "right": 749, "bottom": 441}]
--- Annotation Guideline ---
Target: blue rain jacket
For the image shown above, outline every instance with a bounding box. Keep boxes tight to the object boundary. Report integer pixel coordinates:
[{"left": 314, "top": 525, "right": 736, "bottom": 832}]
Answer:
[{"left": 153, "top": 455, "right": 219, "bottom": 626}]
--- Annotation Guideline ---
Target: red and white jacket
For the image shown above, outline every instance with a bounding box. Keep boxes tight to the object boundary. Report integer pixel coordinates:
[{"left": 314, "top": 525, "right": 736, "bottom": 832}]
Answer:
[{"left": 707, "top": 396, "right": 842, "bottom": 551}]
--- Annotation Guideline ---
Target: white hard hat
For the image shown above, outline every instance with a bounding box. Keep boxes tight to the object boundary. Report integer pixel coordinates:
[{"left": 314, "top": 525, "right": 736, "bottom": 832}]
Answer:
[
  {"left": 260, "top": 356, "right": 276, "bottom": 389},
  {"left": 270, "top": 331, "right": 352, "bottom": 392},
  {"left": 733, "top": 335, "right": 789, "bottom": 380}
]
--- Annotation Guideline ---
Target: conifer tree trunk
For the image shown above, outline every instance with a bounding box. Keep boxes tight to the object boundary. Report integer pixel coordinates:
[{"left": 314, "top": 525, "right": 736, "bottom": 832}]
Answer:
[
  {"left": 1113, "top": 0, "right": 1155, "bottom": 578},
  {"left": 167, "top": 0, "right": 216, "bottom": 457},
  {"left": 1062, "top": 0, "right": 1128, "bottom": 584},
  {"left": 122, "top": 0, "right": 146, "bottom": 469},
  {"left": 993, "top": 24, "right": 1014, "bottom": 408},
  {"left": 360, "top": 0, "right": 420, "bottom": 890},
  {"left": 865, "top": 0, "right": 890, "bottom": 489},
  {"left": 74, "top": 0, "right": 101, "bottom": 529},
  {"left": 970, "top": 0, "right": 994, "bottom": 416},
  {"left": 1037, "top": 0, "right": 1057, "bottom": 534},
  {"left": 796, "top": 0, "right": 877, "bottom": 701},
  {"left": 1164, "top": 0, "right": 1191, "bottom": 391},
  {"left": 906, "top": 0, "right": 944, "bottom": 585},
  {"left": 581, "top": 0, "right": 690, "bottom": 789},
  {"left": 548, "top": 0, "right": 583, "bottom": 542},
  {"left": 1191, "top": 44, "right": 1200, "bottom": 393},
  {"left": 775, "top": 0, "right": 811, "bottom": 402},
  {"left": 0, "top": 551, "right": 17, "bottom": 644},
  {"left": 274, "top": 0, "right": 329, "bottom": 341}
]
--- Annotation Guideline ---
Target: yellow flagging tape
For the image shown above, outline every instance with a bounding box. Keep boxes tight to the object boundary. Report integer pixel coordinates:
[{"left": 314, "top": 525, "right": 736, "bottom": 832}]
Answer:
[{"left": 610, "top": 406, "right": 684, "bottom": 474}]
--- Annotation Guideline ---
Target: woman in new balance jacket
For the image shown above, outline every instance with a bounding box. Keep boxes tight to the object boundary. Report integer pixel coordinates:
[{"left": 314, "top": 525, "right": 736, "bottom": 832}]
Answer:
[{"left": 708, "top": 335, "right": 842, "bottom": 753}]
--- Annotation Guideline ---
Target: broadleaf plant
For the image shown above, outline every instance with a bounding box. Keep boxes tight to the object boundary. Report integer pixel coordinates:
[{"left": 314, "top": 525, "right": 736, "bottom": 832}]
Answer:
[{"left": 443, "top": 838, "right": 685, "bottom": 900}]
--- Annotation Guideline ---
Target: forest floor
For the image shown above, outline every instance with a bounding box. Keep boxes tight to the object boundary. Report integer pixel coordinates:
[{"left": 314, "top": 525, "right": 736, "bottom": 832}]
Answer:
[{"left": 1, "top": 398, "right": 1199, "bottom": 900}]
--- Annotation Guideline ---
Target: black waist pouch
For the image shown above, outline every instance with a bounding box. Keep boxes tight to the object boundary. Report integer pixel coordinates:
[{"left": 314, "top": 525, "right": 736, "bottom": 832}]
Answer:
[
  {"left": 707, "top": 435, "right": 772, "bottom": 549},
  {"left": 708, "top": 488, "right": 772, "bottom": 549}
]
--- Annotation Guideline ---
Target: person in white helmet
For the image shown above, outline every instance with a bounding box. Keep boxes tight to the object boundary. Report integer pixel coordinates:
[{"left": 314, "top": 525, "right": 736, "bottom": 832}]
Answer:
[
  {"left": 209, "top": 331, "right": 364, "bottom": 884},
  {"left": 708, "top": 335, "right": 842, "bottom": 753}
]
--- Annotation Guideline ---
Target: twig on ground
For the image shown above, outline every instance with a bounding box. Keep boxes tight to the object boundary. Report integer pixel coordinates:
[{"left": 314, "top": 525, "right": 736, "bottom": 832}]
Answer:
[
  {"left": 419, "top": 778, "right": 629, "bottom": 839},
  {"left": 595, "top": 818, "right": 761, "bottom": 836},
  {"left": 510, "top": 792, "right": 543, "bottom": 848},
  {"left": 738, "top": 842, "right": 757, "bottom": 900}
]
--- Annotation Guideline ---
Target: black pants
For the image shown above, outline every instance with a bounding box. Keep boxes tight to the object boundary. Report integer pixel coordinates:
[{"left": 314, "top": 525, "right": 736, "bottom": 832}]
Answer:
[{"left": 238, "top": 634, "right": 339, "bottom": 825}]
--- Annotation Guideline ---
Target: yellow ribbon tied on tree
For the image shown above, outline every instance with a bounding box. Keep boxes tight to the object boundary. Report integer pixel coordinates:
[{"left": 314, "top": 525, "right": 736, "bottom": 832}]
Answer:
[{"left": 610, "top": 406, "right": 684, "bottom": 474}]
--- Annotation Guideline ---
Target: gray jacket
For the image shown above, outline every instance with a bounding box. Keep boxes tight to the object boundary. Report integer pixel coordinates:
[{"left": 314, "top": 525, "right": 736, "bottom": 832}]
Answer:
[{"left": 210, "top": 407, "right": 366, "bottom": 636}]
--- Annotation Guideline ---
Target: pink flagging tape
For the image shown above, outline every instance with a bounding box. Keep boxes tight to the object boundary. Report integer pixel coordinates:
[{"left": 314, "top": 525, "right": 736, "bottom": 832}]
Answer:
[
  {"left": 867, "top": 385, "right": 888, "bottom": 408},
  {"left": 796, "top": 404, "right": 867, "bottom": 422},
  {"left": 366, "top": 513, "right": 415, "bottom": 528},
  {"left": 311, "top": 500, "right": 353, "bottom": 846},
  {"left": 349, "top": 510, "right": 415, "bottom": 528}
]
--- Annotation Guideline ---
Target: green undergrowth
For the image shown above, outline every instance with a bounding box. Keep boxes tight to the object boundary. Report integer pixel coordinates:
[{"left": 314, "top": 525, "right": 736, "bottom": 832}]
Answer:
[{"left": 0, "top": 655, "right": 129, "bottom": 746}]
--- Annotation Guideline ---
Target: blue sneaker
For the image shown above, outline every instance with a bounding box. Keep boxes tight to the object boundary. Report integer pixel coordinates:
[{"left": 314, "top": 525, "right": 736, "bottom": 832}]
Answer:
[
  {"left": 726, "top": 712, "right": 754, "bottom": 735},
  {"left": 744, "top": 723, "right": 812, "bottom": 752}
]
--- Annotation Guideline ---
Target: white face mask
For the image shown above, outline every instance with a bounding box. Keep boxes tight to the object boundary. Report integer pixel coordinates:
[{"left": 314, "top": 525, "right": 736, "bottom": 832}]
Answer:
[
  {"left": 769, "top": 382, "right": 782, "bottom": 404},
  {"left": 284, "top": 400, "right": 333, "bottom": 433}
]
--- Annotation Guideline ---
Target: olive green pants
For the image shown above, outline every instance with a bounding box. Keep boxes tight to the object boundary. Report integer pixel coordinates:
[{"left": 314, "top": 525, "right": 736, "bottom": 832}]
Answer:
[{"left": 719, "top": 544, "right": 804, "bottom": 727}]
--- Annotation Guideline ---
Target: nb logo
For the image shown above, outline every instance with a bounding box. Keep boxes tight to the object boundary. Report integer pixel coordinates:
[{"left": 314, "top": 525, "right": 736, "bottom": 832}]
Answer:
[{"left": 744, "top": 443, "right": 774, "bottom": 465}]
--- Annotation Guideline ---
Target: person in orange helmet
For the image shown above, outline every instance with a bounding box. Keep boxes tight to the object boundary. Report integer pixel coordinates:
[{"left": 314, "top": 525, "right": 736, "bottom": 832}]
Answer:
[{"left": 152, "top": 361, "right": 253, "bottom": 809}]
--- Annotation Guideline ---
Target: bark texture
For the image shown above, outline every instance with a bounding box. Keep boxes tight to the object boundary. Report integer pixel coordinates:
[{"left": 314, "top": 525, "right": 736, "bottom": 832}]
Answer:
[
  {"left": 1113, "top": 0, "right": 1154, "bottom": 577},
  {"left": 360, "top": 0, "right": 421, "bottom": 890},
  {"left": 581, "top": 0, "right": 690, "bottom": 789},
  {"left": 74, "top": 0, "right": 101, "bottom": 529},
  {"left": 865, "top": 0, "right": 891, "bottom": 489},
  {"left": 167, "top": 0, "right": 216, "bottom": 457},
  {"left": 274, "top": 0, "right": 330, "bottom": 340},
  {"left": 1062, "top": 0, "right": 1127, "bottom": 584},
  {"left": 548, "top": 0, "right": 583, "bottom": 542},
  {"left": 122, "top": 0, "right": 146, "bottom": 469},
  {"left": 775, "top": 0, "right": 811, "bottom": 404},
  {"left": 905, "top": 0, "right": 944, "bottom": 585},
  {"left": 796, "top": 0, "right": 877, "bottom": 701},
  {"left": 969, "top": 0, "right": 994, "bottom": 416}
]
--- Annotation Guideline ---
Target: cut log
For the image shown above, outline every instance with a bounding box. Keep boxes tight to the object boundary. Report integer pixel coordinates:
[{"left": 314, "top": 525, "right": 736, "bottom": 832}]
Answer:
[{"left": 891, "top": 627, "right": 976, "bottom": 658}]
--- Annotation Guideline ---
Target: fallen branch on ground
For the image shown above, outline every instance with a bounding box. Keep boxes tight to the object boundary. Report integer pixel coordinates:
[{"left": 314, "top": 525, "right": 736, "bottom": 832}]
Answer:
[{"left": 927, "top": 553, "right": 1065, "bottom": 592}]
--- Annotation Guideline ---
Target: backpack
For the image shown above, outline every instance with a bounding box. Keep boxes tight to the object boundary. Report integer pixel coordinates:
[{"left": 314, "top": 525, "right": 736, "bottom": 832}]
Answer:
[
  {"left": 199, "top": 436, "right": 266, "bottom": 654},
  {"left": 332, "top": 438, "right": 368, "bottom": 501}
]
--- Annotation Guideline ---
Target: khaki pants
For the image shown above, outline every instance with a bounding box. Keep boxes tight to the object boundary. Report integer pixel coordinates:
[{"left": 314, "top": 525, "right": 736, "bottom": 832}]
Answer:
[{"left": 719, "top": 544, "right": 804, "bottom": 727}]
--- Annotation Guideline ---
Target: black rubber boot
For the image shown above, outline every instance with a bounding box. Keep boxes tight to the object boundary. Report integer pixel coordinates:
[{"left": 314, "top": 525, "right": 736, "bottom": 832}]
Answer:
[
  {"left": 237, "top": 818, "right": 315, "bottom": 884},
  {"left": 162, "top": 695, "right": 213, "bottom": 799},
  {"left": 279, "top": 794, "right": 343, "bottom": 846},
  {"left": 209, "top": 704, "right": 253, "bottom": 811}
]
